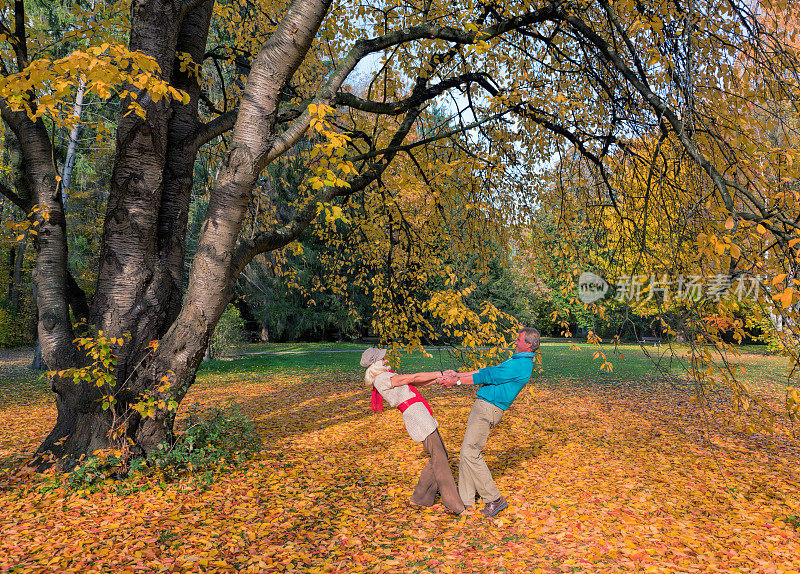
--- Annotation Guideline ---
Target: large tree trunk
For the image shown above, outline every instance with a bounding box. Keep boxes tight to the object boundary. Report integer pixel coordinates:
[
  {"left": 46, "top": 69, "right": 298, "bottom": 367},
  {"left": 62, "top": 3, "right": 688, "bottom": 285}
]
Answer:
[
  {"left": 30, "top": 0, "right": 331, "bottom": 464},
  {"left": 88, "top": 0, "right": 213, "bottom": 365},
  {"left": 113, "top": 0, "right": 217, "bottom": 455},
  {"left": 33, "top": 0, "right": 217, "bottom": 464},
  {"left": 31, "top": 0, "right": 186, "bottom": 464},
  {"left": 121, "top": 0, "right": 332, "bottom": 453},
  {"left": 155, "top": 0, "right": 215, "bottom": 327},
  {"left": 90, "top": 0, "right": 186, "bottom": 383}
]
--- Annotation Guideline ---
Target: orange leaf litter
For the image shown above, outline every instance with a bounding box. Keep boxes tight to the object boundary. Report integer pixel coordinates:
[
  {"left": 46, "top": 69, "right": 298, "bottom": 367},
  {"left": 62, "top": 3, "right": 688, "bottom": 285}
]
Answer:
[{"left": 1, "top": 367, "right": 798, "bottom": 573}]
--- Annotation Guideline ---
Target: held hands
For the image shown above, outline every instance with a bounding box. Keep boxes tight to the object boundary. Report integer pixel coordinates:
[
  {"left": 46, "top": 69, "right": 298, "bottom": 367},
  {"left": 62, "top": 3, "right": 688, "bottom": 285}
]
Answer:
[{"left": 436, "top": 369, "right": 458, "bottom": 388}]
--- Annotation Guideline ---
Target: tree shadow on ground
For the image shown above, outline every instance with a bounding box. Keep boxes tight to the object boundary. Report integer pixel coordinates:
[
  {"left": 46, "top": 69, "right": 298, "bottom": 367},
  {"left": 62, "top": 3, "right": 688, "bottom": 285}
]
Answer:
[
  {"left": 484, "top": 439, "right": 548, "bottom": 482},
  {"left": 183, "top": 368, "right": 375, "bottom": 444}
]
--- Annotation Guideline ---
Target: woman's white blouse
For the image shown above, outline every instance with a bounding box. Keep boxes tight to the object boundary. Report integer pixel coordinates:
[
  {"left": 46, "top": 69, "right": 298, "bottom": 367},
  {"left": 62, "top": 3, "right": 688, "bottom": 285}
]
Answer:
[{"left": 373, "top": 372, "right": 438, "bottom": 442}]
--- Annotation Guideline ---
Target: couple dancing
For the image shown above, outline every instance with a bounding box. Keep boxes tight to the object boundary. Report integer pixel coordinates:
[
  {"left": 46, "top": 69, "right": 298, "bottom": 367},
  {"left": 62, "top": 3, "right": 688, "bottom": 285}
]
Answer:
[{"left": 360, "top": 327, "right": 540, "bottom": 517}]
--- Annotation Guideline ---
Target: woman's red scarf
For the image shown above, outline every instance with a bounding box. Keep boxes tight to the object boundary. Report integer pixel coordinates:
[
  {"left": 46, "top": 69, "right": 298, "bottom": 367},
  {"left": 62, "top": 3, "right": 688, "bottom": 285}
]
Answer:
[
  {"left": 370, "top": 387, "right": 385, "bottom": 412},
  {"left": 370, "top": 368, "right": 393, "bottom": 412}
]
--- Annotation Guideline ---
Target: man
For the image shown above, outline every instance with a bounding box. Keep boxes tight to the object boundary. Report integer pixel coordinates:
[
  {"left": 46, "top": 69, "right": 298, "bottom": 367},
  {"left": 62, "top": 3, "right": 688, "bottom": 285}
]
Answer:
[{"left": 440, "top": 327, "right": 540, "bottom": 517}]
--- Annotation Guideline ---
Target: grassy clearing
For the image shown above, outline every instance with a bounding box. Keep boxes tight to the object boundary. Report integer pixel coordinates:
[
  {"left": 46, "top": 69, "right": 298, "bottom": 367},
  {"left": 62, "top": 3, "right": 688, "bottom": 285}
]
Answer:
[{"left": 228, "top": 340, "right": 793, "bottom": 402}]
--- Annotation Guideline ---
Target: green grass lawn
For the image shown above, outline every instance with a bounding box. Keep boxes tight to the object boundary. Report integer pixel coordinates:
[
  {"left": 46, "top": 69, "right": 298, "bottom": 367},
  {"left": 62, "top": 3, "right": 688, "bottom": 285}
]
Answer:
[
  {"left": 216, "top": 340, "right": 793, "bottom": 404},
  {"left": 2, "top": 339, "right": 791, "bottom": 407}
]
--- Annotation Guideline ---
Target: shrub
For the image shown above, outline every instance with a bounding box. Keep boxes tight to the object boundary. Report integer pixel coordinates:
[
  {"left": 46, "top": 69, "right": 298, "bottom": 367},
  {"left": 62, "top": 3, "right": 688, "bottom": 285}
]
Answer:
[
  {"left": 148, "top": 401, "right": 262, "bottom": 481},
  {"left": 0, "top": 306, "right": 33, "bottom": 347},
  {"left": 66, "top": 402, "right": 261, "bottom": 489},
  {"left": 782, "top": 514, "right": 800, "bottom": 531},
  {"left": 67, "top": 449, "right": 126, "bottom": 489}
]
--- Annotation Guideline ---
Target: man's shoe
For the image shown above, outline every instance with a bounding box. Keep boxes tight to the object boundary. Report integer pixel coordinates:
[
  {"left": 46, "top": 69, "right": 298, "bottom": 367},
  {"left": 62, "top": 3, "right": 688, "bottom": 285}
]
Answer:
[{"left": 480, "top": 496, "right": 508, "bottom": 517}]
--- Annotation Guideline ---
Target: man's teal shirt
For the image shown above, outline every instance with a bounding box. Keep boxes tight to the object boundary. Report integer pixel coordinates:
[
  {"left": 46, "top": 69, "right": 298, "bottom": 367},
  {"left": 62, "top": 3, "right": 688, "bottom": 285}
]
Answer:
[{"left": 473, "top": 351, "right": 536, "bottom": 410}]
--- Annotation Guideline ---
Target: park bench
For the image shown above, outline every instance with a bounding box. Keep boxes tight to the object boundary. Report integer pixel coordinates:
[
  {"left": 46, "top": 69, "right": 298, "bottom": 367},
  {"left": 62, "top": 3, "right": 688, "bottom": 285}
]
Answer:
[{"left": 638, "top": 336, "right": 662, "bottom": 347}]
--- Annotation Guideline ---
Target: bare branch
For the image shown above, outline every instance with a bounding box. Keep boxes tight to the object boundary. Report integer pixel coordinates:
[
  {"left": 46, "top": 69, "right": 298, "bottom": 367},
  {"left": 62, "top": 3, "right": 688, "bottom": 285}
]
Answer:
[
  {"left": 264, "top": 5, "right": 560, "bottom": 164},
  {"left": 193, "top": 105, "right": 302, "bottom": 150},
  {"left": 348, "top": 109, "right": 512, "bottom": 163},
  {"left": 198, "top": 90, "right": 225, "bottom": 115},
  {"left": 335, "top": 72, "right": 501, "bottom": 116},
  {"left": 193, "top": 110, "right": 237, "bottom": 150},
  {"left": 13, "top": 0, "right": 27, "bottom": 70}
]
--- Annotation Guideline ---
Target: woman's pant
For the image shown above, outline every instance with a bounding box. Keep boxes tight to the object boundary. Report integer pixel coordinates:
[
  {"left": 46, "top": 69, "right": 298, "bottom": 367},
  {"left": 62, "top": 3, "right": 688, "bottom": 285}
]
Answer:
[{"left": 410, "top": 429, "right": 465, "bottom": 514}]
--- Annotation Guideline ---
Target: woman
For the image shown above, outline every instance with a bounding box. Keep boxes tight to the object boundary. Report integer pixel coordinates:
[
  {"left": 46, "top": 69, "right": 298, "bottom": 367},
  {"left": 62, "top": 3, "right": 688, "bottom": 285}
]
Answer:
[{"left": 361, "top": 347, "right": 465, "bottom": 515}]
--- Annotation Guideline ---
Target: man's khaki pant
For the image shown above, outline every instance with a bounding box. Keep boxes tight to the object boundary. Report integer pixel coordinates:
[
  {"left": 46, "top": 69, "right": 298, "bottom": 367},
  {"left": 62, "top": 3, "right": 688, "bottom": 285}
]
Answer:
[{"left": 458, "top": 398, "right": 504, "bottom": 506}]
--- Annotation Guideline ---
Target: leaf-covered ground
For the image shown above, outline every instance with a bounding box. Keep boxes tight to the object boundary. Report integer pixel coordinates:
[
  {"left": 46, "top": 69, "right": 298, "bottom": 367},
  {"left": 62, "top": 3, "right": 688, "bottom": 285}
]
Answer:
[{"left": 1, "top": 346, "right": 799, "bottom": 573}]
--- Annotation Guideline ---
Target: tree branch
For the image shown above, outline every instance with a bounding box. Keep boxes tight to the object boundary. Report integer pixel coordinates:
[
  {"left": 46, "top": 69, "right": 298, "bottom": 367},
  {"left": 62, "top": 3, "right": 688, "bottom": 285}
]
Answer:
[
  {"left": 198, "top": 90, "right": 224, "bottom": 115},
  {"left": 193, "top": 105, "right": 302, "bottom": 150},
  {"left": 231, "top": 106, "right": 424, "bottom": 275},
  {"left": 348, "top": 109, "right": 512, "bottom": 163},
  {"left": 263, "top": 5, "right": 560, "bottom": 165},
  {"left": 335, "top": 72, "right": 500, "bottom": 116},
  {"left": 193, "top": 110, "right": 237, "bottom": 150},
  {"left": 13, "top": 0, "right": 27, "bottom": 71},
  {"left": 0, "top": 179, "right": 30, "bottom": 211},
  {"left": 0, "top": 6, "right": 27, "bottom": 72},
  {"left": 514, "top": 100, "right": 627, "bottom": 218}
]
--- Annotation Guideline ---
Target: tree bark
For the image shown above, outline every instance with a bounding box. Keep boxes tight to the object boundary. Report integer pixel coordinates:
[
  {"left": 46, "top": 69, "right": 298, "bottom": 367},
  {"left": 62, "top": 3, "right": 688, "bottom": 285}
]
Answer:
[
  {"left": 5, "top": 128, "right": 30, "bottom": 312},
  {"left": 9, "top": 231, "right": 27, "bottom": 312},
  {"left": 6, "top": 246, "right": 15, "bottom": 300},
  {"left": 0, "top": 110, "right": 75, "bottom": 369},
  {"left": 89, "top": 0, "right": 186, "bottom": 384},
  {"left": 155, "top": 0, "right": 215, "bottom": 327},
  {"left": 30, "top": 341, "right": 46, "bottom": 370},
  {"left": 0, "top": 103, "right": 78, "bottom": 461},
  {"left": 88, "top": 0, "right": 214, "bottom": 369}
]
